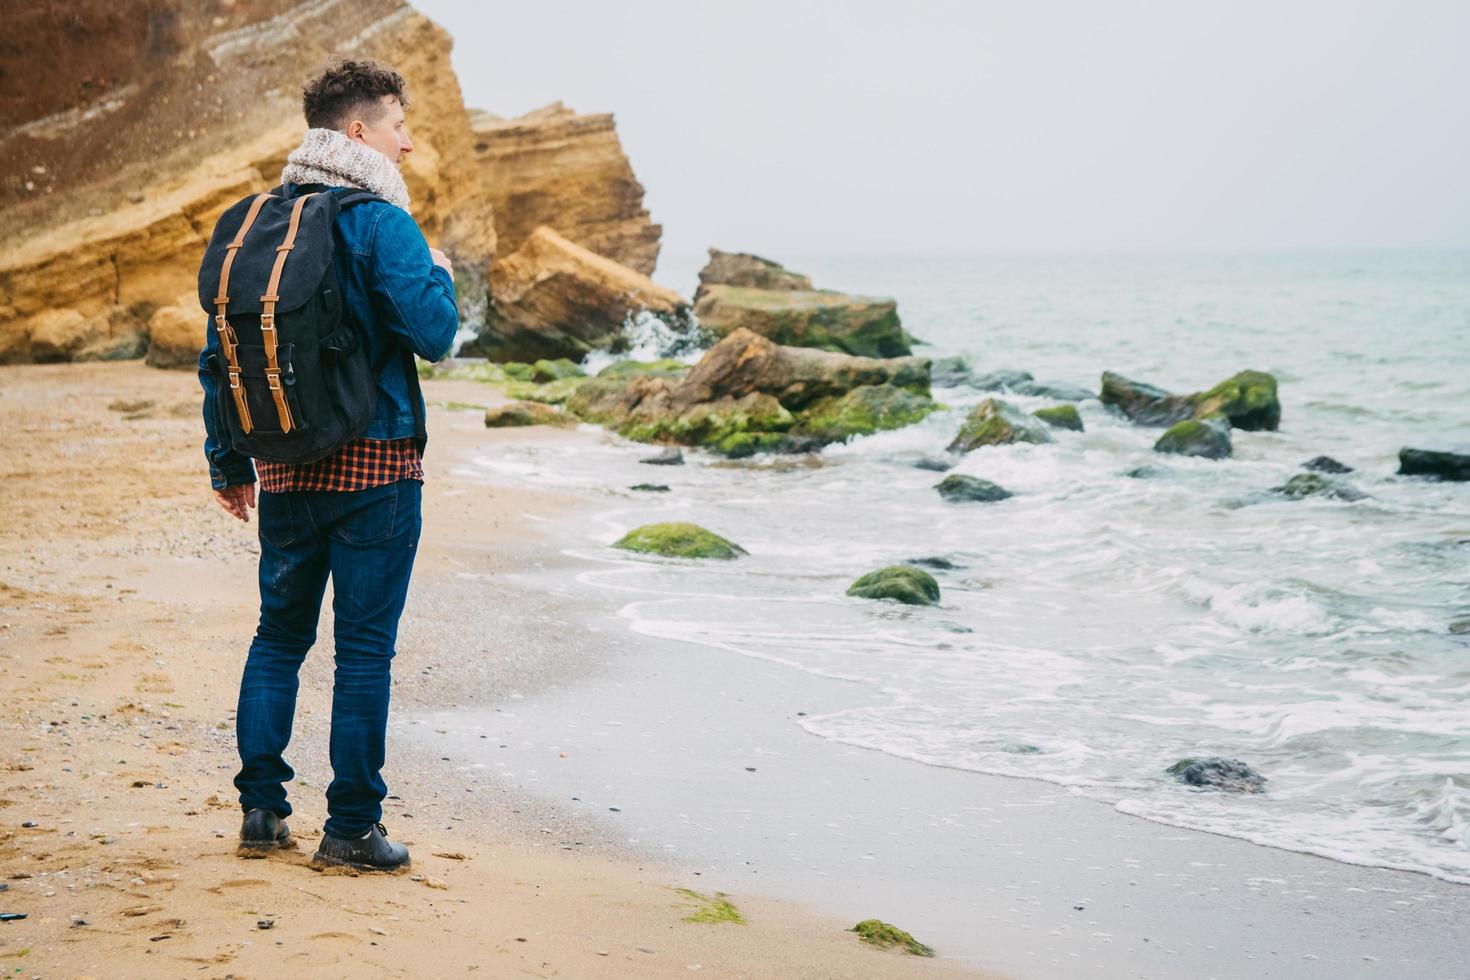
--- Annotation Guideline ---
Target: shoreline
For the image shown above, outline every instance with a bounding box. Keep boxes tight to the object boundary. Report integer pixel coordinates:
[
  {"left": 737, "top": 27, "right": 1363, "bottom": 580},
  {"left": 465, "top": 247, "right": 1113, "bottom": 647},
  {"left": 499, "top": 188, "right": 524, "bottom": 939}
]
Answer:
[{"left": 0, "top": 362, "right": 993, "bottom": 978}]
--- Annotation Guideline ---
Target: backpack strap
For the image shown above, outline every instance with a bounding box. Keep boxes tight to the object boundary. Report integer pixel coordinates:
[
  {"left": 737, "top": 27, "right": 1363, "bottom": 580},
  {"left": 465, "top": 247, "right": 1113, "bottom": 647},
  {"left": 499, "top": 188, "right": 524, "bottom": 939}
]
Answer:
[
  {"left": 257, "top": 193, "right": 314, "bottom": 434},
  {"left": 213, "top": 191, "right": 273, "bottom": 435}
]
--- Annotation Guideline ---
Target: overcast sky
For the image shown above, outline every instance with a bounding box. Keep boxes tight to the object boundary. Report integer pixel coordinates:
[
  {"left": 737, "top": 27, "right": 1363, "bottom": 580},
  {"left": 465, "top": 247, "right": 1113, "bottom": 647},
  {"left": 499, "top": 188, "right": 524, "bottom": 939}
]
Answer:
[{"left": 412, "top": 0, "right": 1469, "bottom": 265}]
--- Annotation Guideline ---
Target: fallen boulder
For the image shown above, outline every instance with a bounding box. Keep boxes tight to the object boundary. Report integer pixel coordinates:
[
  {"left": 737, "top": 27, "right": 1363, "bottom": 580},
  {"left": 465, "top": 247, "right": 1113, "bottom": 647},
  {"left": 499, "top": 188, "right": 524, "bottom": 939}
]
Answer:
[
  {"left": 935, "top": 474, "right": 1013, "bottom": 503},
  {"left": 694, "top": 248, "right": 812, "bottom": 302},
  {"left": 1033, "top": 404, "right": 1083, "bottom": 432},
  {"left": 144, "top": 303, "right": 203, "bottom": 369},
  {"left": 613, "top": 522, "right": 745, "bottom": 559},
  {"left": 1154, "top": 417, "right": 1232, "bottom": 459},
  {"left": 1166, "top": 757, "right": 1267, "bottom": 793},
  {"left": 1302, "top": 455, "right": 1353, "bottom": 474},
  {"left": 464, "top": 226, "right": 691, "bottom": 362},
  {"left": 693, "top": 284, "right": 914, "bottom": 358},
  {"left": 947, "top": 398, "right": 1053, "bottom": 453},
  {"left": 483, "top": 401, "right": 574, "bottom": 428},
  {"left": 1398, "top": 448, "right": 1470, "bottom": 482},
  {"left": 1102, "top": 370, "right": 1280, "bottom": 431},
  {"left": 846, "top": 565, "right": 941, "bottom": 606},
  {"left": 1272, "top": 472, "right": 1368, "bottom": 501}
]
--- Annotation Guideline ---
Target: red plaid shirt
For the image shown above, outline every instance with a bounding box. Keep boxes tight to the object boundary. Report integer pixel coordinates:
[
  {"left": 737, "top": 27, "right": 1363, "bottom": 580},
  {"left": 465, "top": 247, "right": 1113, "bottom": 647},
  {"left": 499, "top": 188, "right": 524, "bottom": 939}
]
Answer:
[{"left": 257, "top": 437, "right": 423, "bottom": 493}]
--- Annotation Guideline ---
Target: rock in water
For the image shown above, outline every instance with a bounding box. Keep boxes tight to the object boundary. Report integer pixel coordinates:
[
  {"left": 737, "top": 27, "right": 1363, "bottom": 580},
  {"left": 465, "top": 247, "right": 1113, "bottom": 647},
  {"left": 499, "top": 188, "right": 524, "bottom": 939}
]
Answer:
[
  {"left": 629, "top": 483, "right": 670, "bottom": 492},
  {"left": 1014, "top": 379, "right": 1095, "bottom": 401},
  {"left": 846, "top": 565, "right": 941, "bottom": 606},
  {"left": 483, "top": 401, "right": 575, "bottom": 428},
  {"left": 1102, "top": 370, "right": 1281, "bottom": 431},
  {"left": 935, "top": 474, "right": 1013, "bottom": 503},
  {"left": 613, "top": 522, "right": 746, "bottom": 559},
  {"left": 1032, "top": 404, "right": 1084, "bottom": 432},
  {"left": 967, "top": 369, "right": 1034, "bottom": 392},
  {"left": 929, "top": 355, "right": 974, "bottom": 387},
  {"left": 849, "top": 919, "right": 935, "bottom": 957},
  {"left": 789, "top": 385, "right": 935, "bottom": 442},
  {"left": 1272, "top": 472, "right": 1368, "bottom": 501},
  {"left": 1302, "top": 455, "right": 1353, "bottom": 474},
  {"left": 1398, "top": 448, "right": 1470, "bottom": 482},
  {"left": 694, "top": 249, "right": 813, "bottom": 302},
  {"left": 1154, "top": 417, "right": 1232, "bottom": 459},
  {"left": 640, "top": 447, "right": 685, "bottom": 465},
  {"left": 693, "top": 284, "right": 914, "bottom": 358},
  {"left": 912, "top": 455, "right": 955, "bottom": 472},
  {"left": 465, "top": 226, "right": 691, "bottom": 361},
  {"left": 947, "top": 398, "right": 1054, "bottom": 453},
  {"left": 1166, "top": 757, "right": 1267, "bottom": 793}
]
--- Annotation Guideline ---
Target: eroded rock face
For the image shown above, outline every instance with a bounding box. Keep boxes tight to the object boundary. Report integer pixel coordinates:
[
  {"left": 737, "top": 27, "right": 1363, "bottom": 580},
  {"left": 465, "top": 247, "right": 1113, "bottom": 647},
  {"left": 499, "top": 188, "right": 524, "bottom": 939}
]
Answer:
[
  {"left": 694, "top": 249, "right": 812, "bottom": 302},
  {"left": 145, "top": 303, "right": 206, "bottom": 370},
  {"left": 469, "top": 102, "right": 661, "bottom": 275},
  {"left": 565, "top": 328, "right": 934, "bottom": 456},
  {"left": 464, "top": 226, "right": 689, "bottom": 362},
  {"left": 1, "top": 1, "right": 495, "bottom": 364},
  {"left": 693, "top": 285, "right": 913, "bottom": 359}
]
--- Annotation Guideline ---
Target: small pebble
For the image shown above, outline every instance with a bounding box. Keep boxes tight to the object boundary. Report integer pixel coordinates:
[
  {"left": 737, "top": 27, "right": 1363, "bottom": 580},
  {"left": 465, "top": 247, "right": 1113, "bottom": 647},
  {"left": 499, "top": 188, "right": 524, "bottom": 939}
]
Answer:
[
  {"left": 21, "top": 821, "right": 37, "bottom": 829},
  {"left": 257, "top": 919, "right": 274, "bottom": 930}
]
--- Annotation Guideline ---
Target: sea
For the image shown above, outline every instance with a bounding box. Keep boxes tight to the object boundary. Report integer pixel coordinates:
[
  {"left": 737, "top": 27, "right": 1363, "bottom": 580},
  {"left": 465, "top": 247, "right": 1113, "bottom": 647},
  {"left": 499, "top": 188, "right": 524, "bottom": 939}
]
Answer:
[{"left": 465, "top": 249, "right": 1470, "bottom": 886}]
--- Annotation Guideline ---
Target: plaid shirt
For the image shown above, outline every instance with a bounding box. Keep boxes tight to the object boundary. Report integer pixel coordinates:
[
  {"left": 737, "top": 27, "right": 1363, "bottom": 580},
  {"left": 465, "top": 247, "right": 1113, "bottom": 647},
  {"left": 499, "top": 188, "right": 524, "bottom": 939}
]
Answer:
[{"left": 257, "top": 437, "right": 423, "bottom": 493}]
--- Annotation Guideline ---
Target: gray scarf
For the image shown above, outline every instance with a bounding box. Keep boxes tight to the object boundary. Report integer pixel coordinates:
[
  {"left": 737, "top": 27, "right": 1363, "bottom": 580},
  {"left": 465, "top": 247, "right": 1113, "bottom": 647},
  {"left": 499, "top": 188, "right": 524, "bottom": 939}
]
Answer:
[{"left": 279, "top": 127, "right": 411, "bottom": 212}]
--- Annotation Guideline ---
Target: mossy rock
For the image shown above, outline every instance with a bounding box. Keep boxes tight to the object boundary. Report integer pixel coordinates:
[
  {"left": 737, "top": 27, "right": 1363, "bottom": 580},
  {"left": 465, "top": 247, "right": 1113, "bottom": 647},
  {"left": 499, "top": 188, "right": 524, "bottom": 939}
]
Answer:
[
  {"left": 790, "top": 385, "right": 937, "bottom": 442},
  {"left": 1272, "top": 472, "right": 1367, "bottom": 501},
  {"left": 618, "top": 393, "right": 796, "bottom": 453},
  {"left": 849, "top": 919, "right": 935, "bottom": 957},
  {"left": 693, "top": 284, "right": 915, "bottom": 358},
  {"left": 499, "top": 361, "right": 537, "bottom": 382},
  {"left": 1192, "top": 370, "right": 1280, "bottom": 431},
  {"left": 531, "top": 357, "right": 585, "bottom": 383},
  {"left": 846, "top": 565, "right": 940, "bottom": 606},
  {"left": 1154, "top": 417, "right": 1232, "bottom": 459},
  {"left": 1033, "top": 404, "right": 1083, "bottom": 432},
  {"left": 503, "top": 375, "right": 592, "bottom": 405},
  {"left": 946, "top": 398, "right": 1053, "bottom": 453},
  {"left": 675, "top": 888, "right": 746, "bottom": 925},
  {"left": 935, "top": 474, "right": 1012, "bottom": 503},
  {"left": 597, "top": 358, "right": 690, "bottom": 380},
  {"left": 614, "top": 522, "right": 747, "bottom": 560},
  {"left": 483, "top": 401, "right": 575, "bottom": 429},
  {"left": 419, "top": 360, "right": 508, "bottom": 384}
]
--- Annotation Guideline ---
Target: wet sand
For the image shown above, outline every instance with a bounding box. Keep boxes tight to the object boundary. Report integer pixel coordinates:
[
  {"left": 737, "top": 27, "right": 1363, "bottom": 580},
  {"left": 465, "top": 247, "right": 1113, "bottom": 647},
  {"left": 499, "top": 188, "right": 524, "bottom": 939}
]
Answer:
[{"left": 0, "top": 362, "right": 991, "bottom": 979}]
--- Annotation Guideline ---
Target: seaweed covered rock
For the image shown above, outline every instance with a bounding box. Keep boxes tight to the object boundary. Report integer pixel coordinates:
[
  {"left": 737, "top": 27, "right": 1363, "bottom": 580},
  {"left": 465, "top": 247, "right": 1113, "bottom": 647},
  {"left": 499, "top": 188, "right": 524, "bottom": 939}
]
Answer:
[
  {"left": 1167, "top": 757, "right": 1267, "bottom": 794},
  {"left": 1272, "top": 472, "right": 1368, "bottom": 502},
  {"left": 1154, "top": 417, "right": 1232, "bottom": 459},
  {"left": 1033, "top": 404, "right": 1083, "bottom": 432},
  {"left": 531, "top": 358, "right": 585, "bottom": 382},
  {"left": 567, "top": 328, "right": 933, "bottom": 455},
  {"left": 483, "top": 401, "right": 575, "bottom": 428},
  {"left": 1398, "top": 448, "right": 1470, "bottom": 482},
  {"left": 613, "top": 522, "right": 745, "bottom": 559},
  {"left": 1102, "top": 369, "right": 1281, "bottom": 431},
  {"left": 694, "top": 248, "right": 813, "bottom": 302},
  {"left": 503, "top": 375, "right": 591, "bottom": 406},
  {"left": 846, "top": 565, "right": 941, "bottom": 606},
  {"left": 1303, "top": 455, "right": 1353, "bottom": 474},
  {"left": 597, "top": 358, "right": 690, "bottom": 380},
  {"left": 693, "top": 284, "right": 914, "bottom": 358},
  {"left": 849, "top": 919, "right": 935, "bottom": 957},
  {"left": 935, "top": 474, "right": 1013, "bottom": 503},
  {"left": 947, "top": 398, "right": 1053, "bottom": 453}
]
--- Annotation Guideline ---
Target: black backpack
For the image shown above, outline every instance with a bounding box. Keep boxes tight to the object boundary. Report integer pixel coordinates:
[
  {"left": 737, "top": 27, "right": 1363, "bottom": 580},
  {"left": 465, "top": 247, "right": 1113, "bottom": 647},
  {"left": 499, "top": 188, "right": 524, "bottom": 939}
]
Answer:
[{"left": 197, "top": 187, "right": 418, "bottom": 464}]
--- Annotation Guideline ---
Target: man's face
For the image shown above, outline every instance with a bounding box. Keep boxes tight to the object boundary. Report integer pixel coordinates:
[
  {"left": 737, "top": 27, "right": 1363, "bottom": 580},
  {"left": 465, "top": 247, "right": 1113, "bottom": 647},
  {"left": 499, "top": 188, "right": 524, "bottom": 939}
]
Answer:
[{"left": 348, "top": 95, "right": 413, "bottom": 166}]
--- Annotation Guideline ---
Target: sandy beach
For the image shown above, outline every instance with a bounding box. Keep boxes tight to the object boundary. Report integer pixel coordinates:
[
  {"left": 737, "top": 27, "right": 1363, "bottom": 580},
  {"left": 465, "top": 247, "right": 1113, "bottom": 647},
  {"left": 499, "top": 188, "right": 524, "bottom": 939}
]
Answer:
[{"left": 0, "top": 362, "right": 993, "bottom": 979}]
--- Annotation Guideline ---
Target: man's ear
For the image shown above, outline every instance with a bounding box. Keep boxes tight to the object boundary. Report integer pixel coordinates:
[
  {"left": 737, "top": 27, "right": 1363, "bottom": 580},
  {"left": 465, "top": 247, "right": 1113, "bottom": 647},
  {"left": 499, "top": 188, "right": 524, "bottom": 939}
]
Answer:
[{"left": 345, "top": 119, "right": 365, "bottom": 143}]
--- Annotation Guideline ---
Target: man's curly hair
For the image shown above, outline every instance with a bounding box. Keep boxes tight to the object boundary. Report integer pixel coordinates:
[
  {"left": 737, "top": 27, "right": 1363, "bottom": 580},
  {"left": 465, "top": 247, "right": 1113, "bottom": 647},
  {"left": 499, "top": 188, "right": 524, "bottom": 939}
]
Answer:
[{"left": 302, "top": 59, "right": 410, "bottom": 131}]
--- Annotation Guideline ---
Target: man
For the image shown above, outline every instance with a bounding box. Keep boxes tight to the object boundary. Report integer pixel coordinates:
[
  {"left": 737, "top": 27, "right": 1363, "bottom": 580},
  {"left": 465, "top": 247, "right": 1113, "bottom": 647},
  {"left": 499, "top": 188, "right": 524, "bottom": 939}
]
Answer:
[{"left": 198, "top": 58, "right": 458, "bottom": 872}]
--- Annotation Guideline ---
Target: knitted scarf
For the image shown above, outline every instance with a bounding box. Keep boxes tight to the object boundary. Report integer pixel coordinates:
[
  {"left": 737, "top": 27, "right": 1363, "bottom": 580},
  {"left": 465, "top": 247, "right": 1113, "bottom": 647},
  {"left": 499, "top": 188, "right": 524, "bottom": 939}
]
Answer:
[{"left": 278, "top": 127, "right": 411, "bottom": 212}]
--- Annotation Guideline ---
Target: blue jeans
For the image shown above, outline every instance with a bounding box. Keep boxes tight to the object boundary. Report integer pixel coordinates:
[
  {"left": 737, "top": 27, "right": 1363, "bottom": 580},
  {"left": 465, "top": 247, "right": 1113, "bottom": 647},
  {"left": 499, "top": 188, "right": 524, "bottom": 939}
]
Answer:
[{"left": 233, "top": 479, "right": 422, "bottom": 838}]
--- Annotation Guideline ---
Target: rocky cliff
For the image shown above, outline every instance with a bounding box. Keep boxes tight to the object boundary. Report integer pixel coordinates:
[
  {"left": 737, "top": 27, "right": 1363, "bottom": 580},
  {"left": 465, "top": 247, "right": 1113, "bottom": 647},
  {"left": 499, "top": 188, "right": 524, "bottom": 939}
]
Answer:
[{"left": 469, "top": 102, "right": 662, "bottom": 276}]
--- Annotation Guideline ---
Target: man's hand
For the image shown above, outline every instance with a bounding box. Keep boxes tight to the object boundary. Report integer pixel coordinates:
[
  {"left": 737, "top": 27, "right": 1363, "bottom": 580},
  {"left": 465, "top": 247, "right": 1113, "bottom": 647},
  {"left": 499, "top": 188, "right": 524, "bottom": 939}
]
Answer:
[
  {"left": 213, "top": 484, "right": 257, "bottom": 523},
  {"left": 429, "top": 247, "right": 454, "bottom": 278}
]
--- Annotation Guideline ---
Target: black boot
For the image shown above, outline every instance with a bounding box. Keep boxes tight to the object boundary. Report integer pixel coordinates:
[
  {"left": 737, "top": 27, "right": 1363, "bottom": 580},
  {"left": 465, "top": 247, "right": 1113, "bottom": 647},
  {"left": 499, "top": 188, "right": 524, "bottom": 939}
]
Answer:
[
  {"left": 310, "top": 822, "right": 410, "bottom": 872},
  {"left": 238, "top": 808, "right": 294, "bottom": 855}
]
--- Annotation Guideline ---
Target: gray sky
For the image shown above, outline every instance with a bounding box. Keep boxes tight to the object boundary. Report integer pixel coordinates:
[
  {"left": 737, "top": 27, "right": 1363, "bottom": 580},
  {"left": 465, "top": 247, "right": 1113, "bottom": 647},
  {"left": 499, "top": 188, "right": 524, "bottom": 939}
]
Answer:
[{"left": 413, "top": 0, "right": 1469, "bottom": 264}]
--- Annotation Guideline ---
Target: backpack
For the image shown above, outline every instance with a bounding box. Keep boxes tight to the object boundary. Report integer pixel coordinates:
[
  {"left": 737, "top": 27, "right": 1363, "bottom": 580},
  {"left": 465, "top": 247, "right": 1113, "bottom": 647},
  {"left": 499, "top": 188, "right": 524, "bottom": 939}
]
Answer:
[{"left": 197, "top": 187, "right": 406, "bottom": 464}]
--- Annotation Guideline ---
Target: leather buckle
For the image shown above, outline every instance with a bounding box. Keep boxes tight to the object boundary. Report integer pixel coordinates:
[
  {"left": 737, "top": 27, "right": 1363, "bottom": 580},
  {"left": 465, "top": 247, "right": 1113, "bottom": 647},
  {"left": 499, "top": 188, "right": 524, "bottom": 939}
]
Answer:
[
  {"left": 260, "top": 312, "right": 276, "bottom": 329},
  {"left": 228, "top": 370, "right": 242, "bottom": 390},
  {"left": 266, "top": 370, "right": 282, "bottom": 391},
  {"left": 214, "top": 313, "right": 229, "bottom": 332}
]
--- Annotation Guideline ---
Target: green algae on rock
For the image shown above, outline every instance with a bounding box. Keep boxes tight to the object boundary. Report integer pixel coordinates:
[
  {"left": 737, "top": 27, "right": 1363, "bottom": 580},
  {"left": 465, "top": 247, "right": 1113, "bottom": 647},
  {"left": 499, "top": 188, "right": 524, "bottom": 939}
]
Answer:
[
  {"left": 947, "top": 397, "right": 1054, "bottom": 453},
  {"left": 789, "top": 385, "right": 936, "bottom": 442},
  {"left": 846, "top": 565, "right": 941, "bottom": 606},
  {"left": 693, "top": 283, "right": 916, "bottom": 358},
  {"left": 503, "top": 375, "right": 592, "bottom": 405},
  {"left": 530, "top": 357, "right": 585, "bottom": 383},
  {"left": 1153, "top": 416, "right": 1233, "bottom": 459},
  {"left": 613, "top": 522, "right": 747, "bottom": 560},
  {"left": 483, "top": 401, "right": 575, "bottom": 428},
  {"left": 849, "top": 919, "right": 935, "bottom": 957},
  {"left": 674, "top": 887, "right": 746, "bottom": 925},
  {"left": 596, "top": 358, "right": 690, "bottom": 380},
  {"left": 1272, "top": 472, "right": 1368, "bottom": 501},
  {"left": 935, "top": 474, "right": 1013, "bottom": 503},
  {"left": 1102, "top": 369, "right": 1281, "bottom": 431},
  {"left": 1033, "top": 404, "right": 1084, "bottom": 432}
]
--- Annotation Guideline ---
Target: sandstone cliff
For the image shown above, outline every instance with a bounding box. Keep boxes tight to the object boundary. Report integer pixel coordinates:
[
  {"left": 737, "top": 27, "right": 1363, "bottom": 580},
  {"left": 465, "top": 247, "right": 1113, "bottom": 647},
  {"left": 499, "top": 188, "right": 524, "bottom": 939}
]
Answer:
[
  {"left": 0, "top": 0, "right": 495, "bottom": 364},
  {"left": 469, "top": 102, "right": 662, "bottom": 277}
]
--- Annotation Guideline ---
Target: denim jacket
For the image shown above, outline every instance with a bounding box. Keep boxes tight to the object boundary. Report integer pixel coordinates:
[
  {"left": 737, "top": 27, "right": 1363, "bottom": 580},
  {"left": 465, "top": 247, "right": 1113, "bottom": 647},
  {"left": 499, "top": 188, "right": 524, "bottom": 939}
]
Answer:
[{"left": 199, "top": 183, "right": 458, "bottom": 489}]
